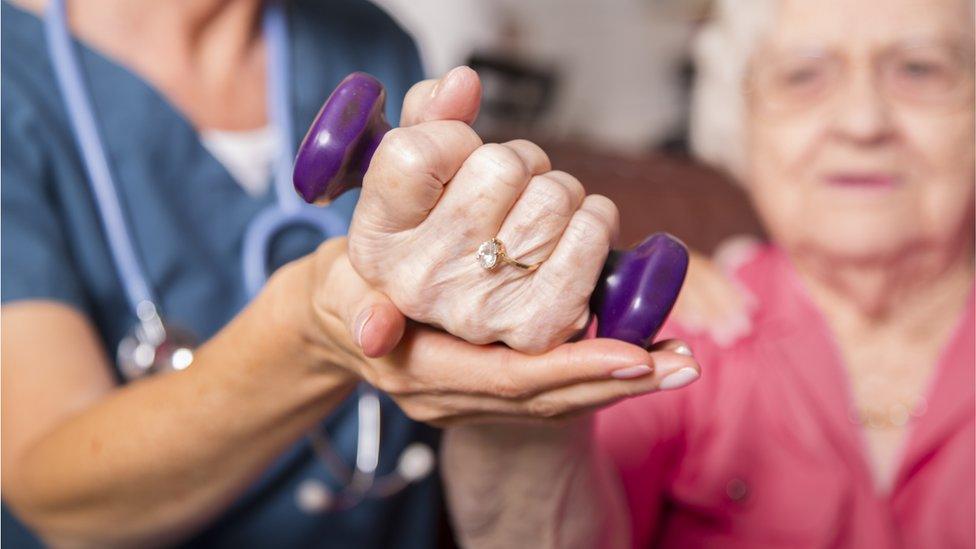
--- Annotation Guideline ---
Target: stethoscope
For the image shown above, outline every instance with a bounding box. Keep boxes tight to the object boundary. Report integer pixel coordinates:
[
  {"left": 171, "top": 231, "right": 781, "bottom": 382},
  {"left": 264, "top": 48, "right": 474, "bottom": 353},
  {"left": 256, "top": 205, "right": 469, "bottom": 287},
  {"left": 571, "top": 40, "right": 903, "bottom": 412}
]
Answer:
[{"left": 44, "top": 0, "right": 433, "bottom": 514}]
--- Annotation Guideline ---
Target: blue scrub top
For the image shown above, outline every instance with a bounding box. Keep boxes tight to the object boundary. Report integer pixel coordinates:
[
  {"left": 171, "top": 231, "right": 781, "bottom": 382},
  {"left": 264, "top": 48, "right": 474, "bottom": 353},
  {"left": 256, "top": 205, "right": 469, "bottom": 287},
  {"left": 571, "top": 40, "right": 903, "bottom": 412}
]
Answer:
[{"left": 1, "top": 1, "right": 443, "bottom": 546}]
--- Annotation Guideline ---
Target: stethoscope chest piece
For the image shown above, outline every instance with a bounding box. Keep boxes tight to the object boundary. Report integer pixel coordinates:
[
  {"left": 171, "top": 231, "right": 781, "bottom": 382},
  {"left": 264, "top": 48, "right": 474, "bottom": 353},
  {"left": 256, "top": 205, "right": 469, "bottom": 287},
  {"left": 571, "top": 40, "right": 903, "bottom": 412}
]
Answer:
[{"left": 117, "top": 301, "right": 197, "bottom": 381}]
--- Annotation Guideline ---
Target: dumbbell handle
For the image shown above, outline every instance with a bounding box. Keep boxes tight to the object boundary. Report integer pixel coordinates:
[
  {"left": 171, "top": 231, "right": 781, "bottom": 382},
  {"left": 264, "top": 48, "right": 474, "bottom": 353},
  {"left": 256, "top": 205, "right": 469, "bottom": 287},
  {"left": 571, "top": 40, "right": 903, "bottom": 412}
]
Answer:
[{"left": 293, "top": 73, "right": 687, "bottom": 348}]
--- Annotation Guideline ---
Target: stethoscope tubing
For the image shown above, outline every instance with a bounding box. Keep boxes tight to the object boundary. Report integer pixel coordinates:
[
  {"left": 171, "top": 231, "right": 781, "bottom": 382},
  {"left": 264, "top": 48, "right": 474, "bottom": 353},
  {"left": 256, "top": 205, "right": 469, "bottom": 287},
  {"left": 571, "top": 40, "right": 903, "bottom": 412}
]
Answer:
[{"left": 45, "top": 0, "right": 158, "bottom": 310}]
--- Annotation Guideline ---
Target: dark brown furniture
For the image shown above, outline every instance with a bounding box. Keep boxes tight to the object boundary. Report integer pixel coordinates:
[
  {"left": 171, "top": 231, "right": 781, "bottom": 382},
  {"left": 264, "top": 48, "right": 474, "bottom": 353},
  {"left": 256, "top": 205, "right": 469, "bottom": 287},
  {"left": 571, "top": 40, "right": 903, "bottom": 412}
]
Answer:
[{"left": 539, "top": 141, "right": 766, "bottom": 254}]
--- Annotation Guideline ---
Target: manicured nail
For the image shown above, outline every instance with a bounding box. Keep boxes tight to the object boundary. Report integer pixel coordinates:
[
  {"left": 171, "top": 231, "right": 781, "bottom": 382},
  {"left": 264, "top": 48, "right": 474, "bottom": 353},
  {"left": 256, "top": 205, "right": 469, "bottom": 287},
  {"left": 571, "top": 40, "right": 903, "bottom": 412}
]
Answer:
[
  {"left": 659, "top": 367, "right": 700, "bottom": 391},
  {"left": 611, "top": 365, "right": 653, "bottom": 380},
  {"left": 353, "top": 307, "right": 374, "bottom": 349},
  {"left": 674, "top": 344, "right": 693, "bottom": 356}
]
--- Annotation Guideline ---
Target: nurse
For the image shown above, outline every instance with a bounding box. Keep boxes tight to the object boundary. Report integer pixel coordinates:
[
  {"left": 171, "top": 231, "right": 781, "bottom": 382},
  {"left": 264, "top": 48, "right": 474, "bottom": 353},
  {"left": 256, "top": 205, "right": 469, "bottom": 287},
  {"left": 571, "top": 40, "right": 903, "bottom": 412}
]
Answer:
[{"left": 1, "top": 0, "right": 701, "bottom": 546}]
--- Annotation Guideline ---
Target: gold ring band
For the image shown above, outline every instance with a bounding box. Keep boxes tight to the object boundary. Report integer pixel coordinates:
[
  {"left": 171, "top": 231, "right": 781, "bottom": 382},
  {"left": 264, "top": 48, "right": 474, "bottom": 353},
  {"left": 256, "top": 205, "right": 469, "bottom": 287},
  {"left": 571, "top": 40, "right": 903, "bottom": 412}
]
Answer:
[{"left": 476, "top": 238, "right": 542, "bottom": 272}]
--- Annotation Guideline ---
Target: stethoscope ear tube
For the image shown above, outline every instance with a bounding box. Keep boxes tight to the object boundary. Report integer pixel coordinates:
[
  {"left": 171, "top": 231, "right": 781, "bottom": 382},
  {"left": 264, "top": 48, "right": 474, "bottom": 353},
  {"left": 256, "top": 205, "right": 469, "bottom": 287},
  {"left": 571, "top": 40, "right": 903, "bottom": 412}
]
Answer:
[{"left": 45, "top": 0, "right": 158, "bottom": 313}]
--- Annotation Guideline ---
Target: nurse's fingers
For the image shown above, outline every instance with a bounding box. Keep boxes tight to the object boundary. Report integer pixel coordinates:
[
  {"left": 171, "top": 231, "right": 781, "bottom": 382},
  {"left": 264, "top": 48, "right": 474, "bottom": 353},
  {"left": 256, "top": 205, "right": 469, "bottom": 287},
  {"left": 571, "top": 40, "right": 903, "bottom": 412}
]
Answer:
[
  {"left": 400, "top": 66, "right": 482, "bottom": 127},
  {"left": 649, "top": 338, "right": 696, "bottom": 356},
  {"left": 356, "top": 121, "right": 482, "bottom": 234},
  {"left": 398, "top": 344, "right": 700, "bottom": 425},
  {"left": 370, "top": 330, "right": 650, "bottom": 399}
]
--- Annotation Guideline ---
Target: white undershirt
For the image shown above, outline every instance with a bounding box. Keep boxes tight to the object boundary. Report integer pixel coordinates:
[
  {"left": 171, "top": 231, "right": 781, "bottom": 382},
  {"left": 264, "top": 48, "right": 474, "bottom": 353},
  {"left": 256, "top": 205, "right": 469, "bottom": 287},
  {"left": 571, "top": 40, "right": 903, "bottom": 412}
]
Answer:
[{"left": 199, "top": 125, "right": 280, "bottom": 197}]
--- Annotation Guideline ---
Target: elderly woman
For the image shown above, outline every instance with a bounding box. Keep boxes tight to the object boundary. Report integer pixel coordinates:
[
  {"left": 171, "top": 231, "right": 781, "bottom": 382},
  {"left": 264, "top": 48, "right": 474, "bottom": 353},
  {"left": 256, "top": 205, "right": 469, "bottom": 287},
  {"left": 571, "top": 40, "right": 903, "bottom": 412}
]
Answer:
[{"left": 442, "top": 0, "right": 975, "bottom": 546}]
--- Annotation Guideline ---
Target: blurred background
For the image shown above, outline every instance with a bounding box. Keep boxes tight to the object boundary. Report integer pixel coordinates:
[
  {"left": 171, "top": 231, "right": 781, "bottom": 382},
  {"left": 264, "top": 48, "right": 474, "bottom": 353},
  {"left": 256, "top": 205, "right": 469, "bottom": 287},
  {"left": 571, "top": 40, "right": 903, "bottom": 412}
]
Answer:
[
  {"left": 372, "top": 0, "right": 765, "bottom": 254},
  {"left": 4, "top": 0, "right": 973, "bottom": 546}
]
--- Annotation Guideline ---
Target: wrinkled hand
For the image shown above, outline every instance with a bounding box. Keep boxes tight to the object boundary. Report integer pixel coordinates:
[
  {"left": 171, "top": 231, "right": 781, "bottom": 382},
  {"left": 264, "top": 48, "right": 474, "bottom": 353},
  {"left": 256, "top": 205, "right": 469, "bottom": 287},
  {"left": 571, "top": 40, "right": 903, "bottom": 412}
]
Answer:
[
  {"left": 347, "top": 67, "right": 618, "bottom": 354},
  {"left": 304, "top": 238, "right": 700, "bottom": 426}
]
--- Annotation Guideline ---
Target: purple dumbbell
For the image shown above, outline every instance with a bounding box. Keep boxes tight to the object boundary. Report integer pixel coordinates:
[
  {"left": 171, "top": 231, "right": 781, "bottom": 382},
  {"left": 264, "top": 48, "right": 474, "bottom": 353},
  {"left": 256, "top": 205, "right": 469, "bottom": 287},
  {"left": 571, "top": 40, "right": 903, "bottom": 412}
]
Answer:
[{"left": 294, "top": 72, "right": 689, "bottom": 349}]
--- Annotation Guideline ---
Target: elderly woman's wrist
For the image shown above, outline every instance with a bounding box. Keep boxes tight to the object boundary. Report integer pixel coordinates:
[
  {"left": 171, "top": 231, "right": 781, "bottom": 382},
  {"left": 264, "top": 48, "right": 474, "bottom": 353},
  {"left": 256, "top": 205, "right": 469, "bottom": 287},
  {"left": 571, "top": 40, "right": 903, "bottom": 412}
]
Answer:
[{"left": 445, "top": 416, "right": 594, "bottom": 460}]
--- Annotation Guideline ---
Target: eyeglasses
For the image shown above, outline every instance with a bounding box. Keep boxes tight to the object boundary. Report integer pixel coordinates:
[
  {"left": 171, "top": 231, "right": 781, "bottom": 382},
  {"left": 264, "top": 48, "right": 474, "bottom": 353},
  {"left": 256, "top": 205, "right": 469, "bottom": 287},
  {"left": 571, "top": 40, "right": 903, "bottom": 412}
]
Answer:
[{"left": 746, "top": 40, "right": 975, "bottom": 115}]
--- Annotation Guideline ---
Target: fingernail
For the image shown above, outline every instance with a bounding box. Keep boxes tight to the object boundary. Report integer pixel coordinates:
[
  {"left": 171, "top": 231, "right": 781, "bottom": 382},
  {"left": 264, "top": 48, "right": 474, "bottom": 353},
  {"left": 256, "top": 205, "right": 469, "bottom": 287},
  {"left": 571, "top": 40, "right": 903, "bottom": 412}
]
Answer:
[
  {"left": 674, "top": 344, "right": 693, "bottom": 357},
  {"left": 659, "top": 367, "right": 700, "bottom": 391},
  {"left": 432, "top": 67, "right": 460, "bottom": 98},
  {"left": 353, "top": 307, "right": 374, "bottom": 349},
  {"left": 611, "top": 365, "right": 653, "bottom": 380}
]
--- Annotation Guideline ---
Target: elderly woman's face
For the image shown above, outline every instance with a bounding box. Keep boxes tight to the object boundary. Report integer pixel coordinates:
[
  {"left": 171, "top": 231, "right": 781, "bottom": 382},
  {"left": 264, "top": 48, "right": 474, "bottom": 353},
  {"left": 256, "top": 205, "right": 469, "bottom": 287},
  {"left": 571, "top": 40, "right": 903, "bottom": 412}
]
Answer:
[{"left": 744, "top": 0, "right": 974, "bottom": 260}]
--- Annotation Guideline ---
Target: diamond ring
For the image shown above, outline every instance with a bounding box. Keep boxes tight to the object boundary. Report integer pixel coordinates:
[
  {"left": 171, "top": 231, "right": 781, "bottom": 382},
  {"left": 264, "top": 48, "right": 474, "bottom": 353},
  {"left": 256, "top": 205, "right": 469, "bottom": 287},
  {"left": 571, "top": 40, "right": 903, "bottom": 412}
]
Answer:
[{"left": 476, "top": 238, "right": 542, "bottom": 272}]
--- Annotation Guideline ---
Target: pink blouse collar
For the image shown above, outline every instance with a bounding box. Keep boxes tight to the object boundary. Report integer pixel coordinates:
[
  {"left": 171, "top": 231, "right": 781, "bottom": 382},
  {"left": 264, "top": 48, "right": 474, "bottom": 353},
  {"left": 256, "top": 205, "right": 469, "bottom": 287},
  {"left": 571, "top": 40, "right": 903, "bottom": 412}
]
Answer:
[{"left": 739, "top": 247, "right": 974, "bottom": 495}]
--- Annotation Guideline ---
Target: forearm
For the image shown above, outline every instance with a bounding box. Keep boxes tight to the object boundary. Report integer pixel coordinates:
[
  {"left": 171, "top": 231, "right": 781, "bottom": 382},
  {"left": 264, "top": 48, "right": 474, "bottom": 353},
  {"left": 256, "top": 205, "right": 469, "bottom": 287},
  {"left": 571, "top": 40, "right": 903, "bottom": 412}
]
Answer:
[
  {"left": 441, "top": 419, "right": 630, "bottom": 549},
  {"left": 4, "top": 258, "right": 357, "bottom": 547}
]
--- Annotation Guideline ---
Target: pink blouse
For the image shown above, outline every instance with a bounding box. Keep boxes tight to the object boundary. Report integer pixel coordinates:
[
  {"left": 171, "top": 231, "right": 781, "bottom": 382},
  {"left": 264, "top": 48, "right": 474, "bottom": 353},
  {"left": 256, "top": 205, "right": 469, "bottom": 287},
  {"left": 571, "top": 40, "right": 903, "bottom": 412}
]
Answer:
[{"left": 596, "top": 246, "right": 975, "bottom": 548}]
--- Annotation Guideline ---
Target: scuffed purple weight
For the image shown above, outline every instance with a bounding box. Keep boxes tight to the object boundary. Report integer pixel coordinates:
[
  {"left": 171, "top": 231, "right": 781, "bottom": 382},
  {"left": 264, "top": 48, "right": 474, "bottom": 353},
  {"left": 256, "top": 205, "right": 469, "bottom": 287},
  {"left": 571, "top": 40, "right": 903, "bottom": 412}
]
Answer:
[
  {"left": 591, "top": 233, "right": 689, "bottom": 349},
  {"left": 293, "top": 72, "right": 390, "bottom": 204}
]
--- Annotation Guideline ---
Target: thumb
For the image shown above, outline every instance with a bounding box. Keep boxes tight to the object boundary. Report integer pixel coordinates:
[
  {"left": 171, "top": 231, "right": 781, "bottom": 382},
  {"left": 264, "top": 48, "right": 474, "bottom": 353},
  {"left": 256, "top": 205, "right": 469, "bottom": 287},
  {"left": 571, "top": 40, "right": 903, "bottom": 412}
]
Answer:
[
  {"left": 349, "top": 291, "right": 406, "bottom": 359},
  {"left": 325, "top": 248, "right": 408, "bottom": 358},
  {"left": 400, "top": 66, "right": 482, "bottom": 127}
]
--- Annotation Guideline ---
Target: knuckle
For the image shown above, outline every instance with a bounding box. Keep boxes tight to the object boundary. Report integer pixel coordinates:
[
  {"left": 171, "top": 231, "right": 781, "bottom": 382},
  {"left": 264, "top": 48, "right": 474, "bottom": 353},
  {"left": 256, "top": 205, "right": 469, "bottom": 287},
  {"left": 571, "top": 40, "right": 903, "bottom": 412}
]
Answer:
[
  {"left": 469, "top": 143, "right": 530, "bottom": 189},
  {"left": 439, "top": 118, "right": 482, "bottom": 140},
  {"left": 377, "top": 127, "right": 432, "bottom": 176},
  {"left": 584, "top": 195, "right": 620, "bottom": 236},
  {"left": 526, "top": 175, "right": 579, "bottom": 219},
  {"left": 445, "top": 302, "right": 498, "bottom": 345},
  {"left": 504, "top": 139, "right": 552, "bottom": 172},
  {"left": 490, "top": 354, "right": 527, "bottom": 399},
  {"left": 526, "top": 397, "right": 563, "bottom": 419},
  {"left": 489, "top": 376, "right": 524, "bottom": 399},
  {"left": 567, "top": 210, "right": 607, "bottom": 246},
  {"left": 509, "top": 323, "right": 560, "bottom": 354},
  {"left": 545, "top": 170, "right": 586, "bottom": 205},
  {"left": 570, "top": 198, "right": 618, "bottom": 247}
]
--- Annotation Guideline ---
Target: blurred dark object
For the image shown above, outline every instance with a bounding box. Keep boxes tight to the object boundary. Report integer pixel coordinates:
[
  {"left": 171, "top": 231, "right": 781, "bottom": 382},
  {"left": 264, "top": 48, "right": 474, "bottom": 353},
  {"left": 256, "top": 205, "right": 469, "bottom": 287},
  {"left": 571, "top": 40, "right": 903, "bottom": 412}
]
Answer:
[
  {"left": 2, "top": 506, "right": 42, "bottom": 549},
  {"left": 467, "top": 53, "right": 557, "bottom": 137},
  {"left": 537, "top": 141, "right": 765, "bottom": 254},
  {"left": 657, "top": 59, "right": 697, "bottom": 154}
]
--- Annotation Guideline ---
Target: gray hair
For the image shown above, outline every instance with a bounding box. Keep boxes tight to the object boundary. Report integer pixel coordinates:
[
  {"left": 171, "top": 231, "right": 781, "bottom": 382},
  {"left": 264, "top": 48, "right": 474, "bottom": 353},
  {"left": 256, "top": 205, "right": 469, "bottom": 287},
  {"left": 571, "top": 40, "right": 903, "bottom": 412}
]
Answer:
[
  {"left": 689, "top": 0, "right": 777, "bottom": 179},
  {"left": 689, "top": 0, "right": 976, "bottom": 178}
]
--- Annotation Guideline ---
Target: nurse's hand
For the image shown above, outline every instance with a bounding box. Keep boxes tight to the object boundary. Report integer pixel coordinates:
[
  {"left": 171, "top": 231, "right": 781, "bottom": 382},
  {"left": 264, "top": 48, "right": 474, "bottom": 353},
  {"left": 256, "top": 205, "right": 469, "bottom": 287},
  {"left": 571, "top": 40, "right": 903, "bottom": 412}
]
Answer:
[
  {"left": 347, "top": 67, "right": 615, "bottom": 354},
  {"left": 305, "top": 238, "right": 700, "bottom": 425}
]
